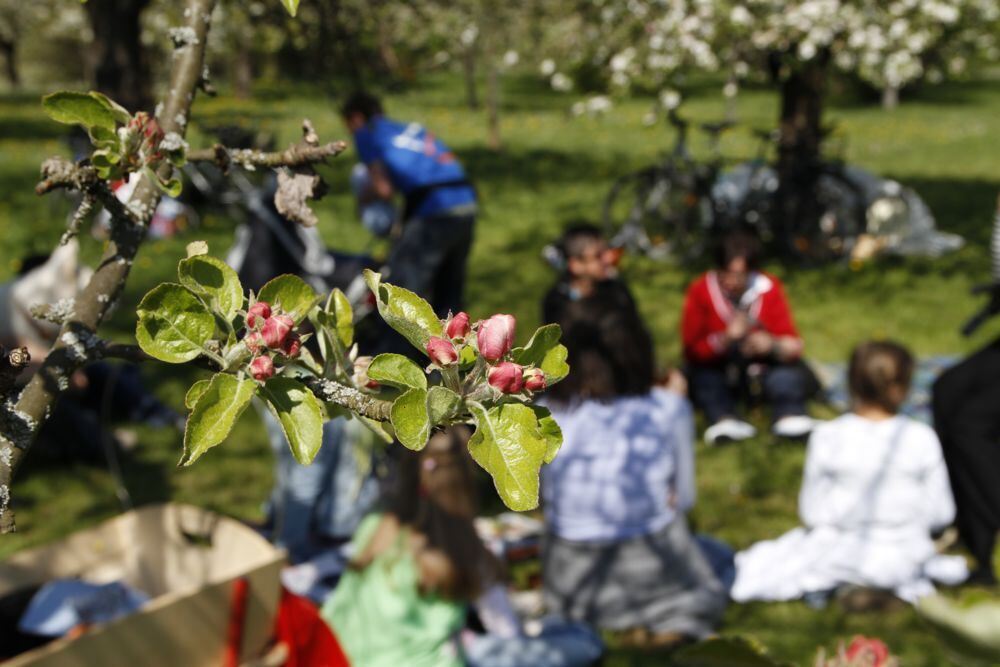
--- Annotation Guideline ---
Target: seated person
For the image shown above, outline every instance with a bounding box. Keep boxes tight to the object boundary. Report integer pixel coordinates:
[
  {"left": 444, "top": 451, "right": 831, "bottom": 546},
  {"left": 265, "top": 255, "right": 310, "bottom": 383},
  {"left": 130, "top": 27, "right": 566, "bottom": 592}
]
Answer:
[
  {"left": 542, "top": 284, "right": 727, "bottom": 645},
  {"left": 321, "top": 428, "right": 602, "bottom": 667},
  {"left": 681, "top": 231, "right": 814, "bottom": 443},
  {"left": 541, "top": 222, "right": 626, "bottom": 326},
  {"left": 731, "top": 341, "right": 965, "bottom": 604},
  {"left": 933, "top": 312, "right": 1000, "bottom": 585}
]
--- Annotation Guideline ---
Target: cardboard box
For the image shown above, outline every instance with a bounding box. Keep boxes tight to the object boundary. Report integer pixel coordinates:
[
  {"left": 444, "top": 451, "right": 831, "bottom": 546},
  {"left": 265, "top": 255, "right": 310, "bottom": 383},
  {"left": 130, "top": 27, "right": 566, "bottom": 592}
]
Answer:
[{"left": 0, "top": 503, "right": 285, "bottom": 666}]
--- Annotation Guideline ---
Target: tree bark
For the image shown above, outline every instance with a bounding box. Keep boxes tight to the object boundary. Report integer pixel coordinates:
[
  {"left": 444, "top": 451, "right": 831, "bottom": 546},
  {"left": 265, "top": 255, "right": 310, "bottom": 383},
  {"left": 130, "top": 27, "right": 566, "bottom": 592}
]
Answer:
[
  {"left": 774, "top": 52, "right": 828, "bottom": 254},
  {"left": 882, "top": 85, "right": 899, "bottom": 110},
  {"left": 0, "top": 38, "right": 18, "bottom": 88},
  {"left": 233, "top": 46, "right": 253, "bottom": 100},
  {"left": 84, "top": 0, "right": 153, "bottom": 112},
  {"left": 463, "top": 47, "right": 479, "bottom": 109},
  {"left": 486, "top": 61, "right": 501, "bottom": 150}
]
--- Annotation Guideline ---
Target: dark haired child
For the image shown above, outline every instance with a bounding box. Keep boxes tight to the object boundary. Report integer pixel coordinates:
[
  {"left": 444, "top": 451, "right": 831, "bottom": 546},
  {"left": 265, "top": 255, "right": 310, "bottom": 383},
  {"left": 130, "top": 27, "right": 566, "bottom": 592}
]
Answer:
[
  {"left": 321, "top": 429, "right": 603, "bottom": 667},
  {"left": 541, "top": 283, "right": 728, "bottom": 644},
  {"left": 730, "top": 340, "right": 965, "bottom": 604},
  {"left": 541, "top": 223, "right": 627, "bottom": 326},
  {"left": 681, "top": 231, "right": 815, "bottom": 443}
]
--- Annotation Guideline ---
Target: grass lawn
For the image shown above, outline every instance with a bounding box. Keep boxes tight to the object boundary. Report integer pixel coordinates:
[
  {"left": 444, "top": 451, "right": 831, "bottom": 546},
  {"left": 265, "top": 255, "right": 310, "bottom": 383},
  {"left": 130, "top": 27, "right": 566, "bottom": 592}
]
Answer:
[{"left": 2, "top": 71, "right": 1000, "bottom": 665}]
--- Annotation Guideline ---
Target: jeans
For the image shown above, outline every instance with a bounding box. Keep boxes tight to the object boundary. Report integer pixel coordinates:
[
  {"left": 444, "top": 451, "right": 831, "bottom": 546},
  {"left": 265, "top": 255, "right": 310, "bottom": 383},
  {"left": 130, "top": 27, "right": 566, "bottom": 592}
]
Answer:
[
  {"left": 263, "top": 408, "right": 382, "bottom": 563},
  {"left": 688, "top": 360, "right": 809, "bottom": 423},
  {"left": 372, "top": 211, "right": 475, "bottom": 357}
]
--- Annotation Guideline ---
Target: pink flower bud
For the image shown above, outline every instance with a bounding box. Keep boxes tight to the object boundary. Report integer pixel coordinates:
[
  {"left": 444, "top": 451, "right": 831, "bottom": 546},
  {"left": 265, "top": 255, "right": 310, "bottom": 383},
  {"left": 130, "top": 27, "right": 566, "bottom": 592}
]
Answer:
[
  {"left": 488, "top": 361, "right": 524, "bottom": 394},
  {"left": 524, "top": 368, "right": 547, "bottom": 392},
  {"left": 246, "top": 301, "right": 271, "bottom": 328},
  {"left": 250, "top": 355, "right": 274, "bottom": 381},
  {"left": 446, "top": 312, "right": 471, "bottom": 340},
  {"left": 280, "top": 332, "right": 302, "bottom": 359},
  {"left": 477, "top": 314, "right": 516, "bottom": 362},
  {"left": 846, "top": 637, "right": 891, "bottom": 667},
  {"left": 244, "top": 330, "right": 263, "bottom": 354},
  {"left": 426, "top": 336, "right": 459, "bottom": 366},
  {"left": 261, "top": 314, "right": 294, "bottom": 349},
  {"left": 352, "top": 355, "right": 379, "bottom": 389}
]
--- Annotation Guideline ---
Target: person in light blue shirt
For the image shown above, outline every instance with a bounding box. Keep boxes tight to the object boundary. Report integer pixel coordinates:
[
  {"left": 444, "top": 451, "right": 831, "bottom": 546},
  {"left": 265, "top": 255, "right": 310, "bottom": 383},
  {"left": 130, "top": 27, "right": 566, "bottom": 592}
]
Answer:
[
  {"left": 341, "top": 92, "right": 476, "bottom": 346},
  {"left": 541, "top": 281, "right": 728, "bottom": 645}
]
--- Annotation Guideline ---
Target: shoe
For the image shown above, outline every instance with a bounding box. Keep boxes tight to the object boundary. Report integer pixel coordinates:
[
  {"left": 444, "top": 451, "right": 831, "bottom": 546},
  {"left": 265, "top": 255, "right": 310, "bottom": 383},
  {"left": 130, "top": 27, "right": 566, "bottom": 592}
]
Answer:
[
  {"left": 705, "top": 418, "right": 757, "bottom": 445},
  {"left": 772, "top": 415, "right": 816, "bottom": 439}
]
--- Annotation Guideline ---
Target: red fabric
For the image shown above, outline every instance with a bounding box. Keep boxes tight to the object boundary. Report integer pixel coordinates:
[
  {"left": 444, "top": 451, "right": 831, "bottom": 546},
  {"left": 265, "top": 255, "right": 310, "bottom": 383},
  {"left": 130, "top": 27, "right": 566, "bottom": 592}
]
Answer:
[
  {"left": 224, "top": 578, "right": 249, "bottom": 667},
  {"left": 681, "top": 271, "right": 800, "bottom": 364},
  {"left": 274, "top": 589, "right": 351, "bottom": 667}
]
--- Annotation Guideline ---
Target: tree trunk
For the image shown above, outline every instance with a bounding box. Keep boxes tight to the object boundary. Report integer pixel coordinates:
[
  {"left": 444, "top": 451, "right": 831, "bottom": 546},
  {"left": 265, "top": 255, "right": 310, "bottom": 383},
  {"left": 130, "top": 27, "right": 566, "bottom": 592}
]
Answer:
[
  {"left": 85, "top": 0, "right": 152, "bottom": 113},
  {"left": 0, "top": 39, "right": 18, "bottom": 88},
  {"left": 233, "top": 47, "right": 253, "bottom": 99},
  {"left": 774, "top": 52, "right": 828, "bottom": 255},
  {"left": 486, "top": 61, "right": 501, "bottom": 150},
  {"left": 882, "top": 85, "right": 899, "bottom": 110},
  {"left": 463, "top": 47, "right": 479, "bottom": 110}
]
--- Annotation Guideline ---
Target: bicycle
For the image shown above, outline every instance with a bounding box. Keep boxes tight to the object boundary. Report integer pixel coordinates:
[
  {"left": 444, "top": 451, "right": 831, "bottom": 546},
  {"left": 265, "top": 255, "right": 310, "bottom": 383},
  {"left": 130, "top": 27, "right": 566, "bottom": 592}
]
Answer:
[
  {"left": 602, "top": 111, "right": 735, "bottom": 263},
  {"left": 736, "top": 126, "right": 870, "bottom": 262}
]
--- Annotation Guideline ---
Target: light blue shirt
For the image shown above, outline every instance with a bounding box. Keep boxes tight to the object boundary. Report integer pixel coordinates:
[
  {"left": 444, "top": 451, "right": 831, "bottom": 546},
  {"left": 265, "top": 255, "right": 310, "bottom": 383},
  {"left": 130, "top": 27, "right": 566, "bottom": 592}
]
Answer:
[{"left": 542, "top": 389, "right": 695, "bottom": 543}]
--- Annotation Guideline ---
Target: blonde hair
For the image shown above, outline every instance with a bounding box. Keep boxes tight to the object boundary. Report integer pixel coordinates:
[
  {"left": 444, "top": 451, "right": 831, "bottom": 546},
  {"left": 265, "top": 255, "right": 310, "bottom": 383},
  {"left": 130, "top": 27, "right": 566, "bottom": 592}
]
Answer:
[{"left": 848, "top": 340, "right": 914, "bottom": 414}]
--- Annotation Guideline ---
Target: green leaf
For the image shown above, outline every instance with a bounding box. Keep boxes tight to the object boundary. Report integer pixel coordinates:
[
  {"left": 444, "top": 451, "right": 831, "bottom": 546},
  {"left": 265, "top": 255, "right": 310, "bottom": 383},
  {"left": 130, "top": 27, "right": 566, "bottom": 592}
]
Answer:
[
  {"left": 427, "top": 386, "right": 461, "bottom": 425},
  {"left": 468, "top": 402, "right": 547, "bottom": 511},
  {"left": 258, "top": 274, "right": 318, "bottom": 323},
  {"left": 363, "top": 270, "right": 443, "bottom": 351},
  {"left": 161, "top": 177, "right": 183, "bottom": 198},
  {"left": 917, "top": 595, "right": 1000, "bottom": 664},
  {"left": 184, "top": 379, "right": 211, "bottom": 410},
  {"left": 368, "top": 353, "right": 427, "bottom": 391},
  {"left": 42, "top": 91, "right": 116, "bottom": 131},
  {"left": 513, "top": 323, "right": 569, "bottom": 383},
  {"left": 280, "top": 0, "right": 300, "bottom": 16},
  {"left": 87, "top": 91, "right": 131, "bottom": 124},
  {"left": 178, "top": 254, "right": 243, "bottom": 321},
  {"left": 390, "top": 388, "right": 431, "bottom": 450},
  {"left": 331, "top": 288, "right": 354, "bottom": 348},
  {"left": 181, "top": 374, "right": 256, "bottom": 465},
  {"left": 135, "top": 283, "right": 215, "bottom": 363},
  {"left": 531, "top": 406, "right": 563, "bottom": 463},
  {"left": 261, "top": 377, "right": 325, "bottom": 465}
]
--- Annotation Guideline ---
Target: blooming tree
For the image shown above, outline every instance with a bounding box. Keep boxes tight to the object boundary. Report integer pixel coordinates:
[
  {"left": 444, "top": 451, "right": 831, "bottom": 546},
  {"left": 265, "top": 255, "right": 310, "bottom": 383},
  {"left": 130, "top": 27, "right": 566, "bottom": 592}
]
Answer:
[
  {"left": 0, "top": 0, "right": 568, "bottom": 533},
  {"left": 542, "top": 0, "right": 999, "bottom": 143}
]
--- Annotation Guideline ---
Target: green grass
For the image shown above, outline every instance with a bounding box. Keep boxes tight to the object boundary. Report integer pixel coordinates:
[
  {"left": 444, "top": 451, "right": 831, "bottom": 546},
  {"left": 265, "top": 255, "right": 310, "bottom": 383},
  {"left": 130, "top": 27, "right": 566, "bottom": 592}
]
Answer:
[{"left": 2, "top": 72, "right": 1000, "bottom": 665}]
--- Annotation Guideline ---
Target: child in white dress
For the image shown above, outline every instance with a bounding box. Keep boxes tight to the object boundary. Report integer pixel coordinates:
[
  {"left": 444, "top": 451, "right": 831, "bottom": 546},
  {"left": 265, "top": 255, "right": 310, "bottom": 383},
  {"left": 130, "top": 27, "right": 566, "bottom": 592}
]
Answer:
[{"left": 731, "top": 340, "right": 966, "bottom": 604}]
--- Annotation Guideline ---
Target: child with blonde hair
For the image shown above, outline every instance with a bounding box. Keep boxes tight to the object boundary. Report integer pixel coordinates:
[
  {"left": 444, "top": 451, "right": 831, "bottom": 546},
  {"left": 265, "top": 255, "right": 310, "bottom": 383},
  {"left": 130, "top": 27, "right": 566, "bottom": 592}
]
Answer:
[{"left": 731, "top": 340, "right": 966, "bottom": 604}]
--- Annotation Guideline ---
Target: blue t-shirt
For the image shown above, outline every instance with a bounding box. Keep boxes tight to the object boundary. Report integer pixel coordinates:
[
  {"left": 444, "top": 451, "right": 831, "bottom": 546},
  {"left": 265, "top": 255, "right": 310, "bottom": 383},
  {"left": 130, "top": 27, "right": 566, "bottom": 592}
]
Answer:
[{"left": 354, "top": 116, "right": 476, "bottom": 219}]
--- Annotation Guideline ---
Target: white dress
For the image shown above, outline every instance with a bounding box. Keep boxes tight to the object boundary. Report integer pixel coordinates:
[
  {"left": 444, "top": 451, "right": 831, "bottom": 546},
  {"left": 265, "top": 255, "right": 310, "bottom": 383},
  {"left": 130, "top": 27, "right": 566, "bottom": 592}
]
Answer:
[{"left": 731, "top": 413, "right": 965, "bottom": 603}]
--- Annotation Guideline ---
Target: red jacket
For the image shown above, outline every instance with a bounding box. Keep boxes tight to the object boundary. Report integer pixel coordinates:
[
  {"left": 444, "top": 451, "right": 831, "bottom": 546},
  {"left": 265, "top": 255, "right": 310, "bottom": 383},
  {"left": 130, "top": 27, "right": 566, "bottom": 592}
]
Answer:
[{"left": 681, "top": 271, "right": 801, "bottom": 364}]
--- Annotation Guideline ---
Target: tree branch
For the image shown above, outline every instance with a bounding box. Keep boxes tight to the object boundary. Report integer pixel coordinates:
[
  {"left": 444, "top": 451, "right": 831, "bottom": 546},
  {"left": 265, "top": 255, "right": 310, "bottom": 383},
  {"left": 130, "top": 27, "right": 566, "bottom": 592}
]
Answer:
[
  {"left": 303, "top": 377, "right": 393, "bottom": 423},
  {"left": 187, "top": 139, "right": 347, "bottom": 171},
  {"left": 0, "top": 0, "right": 218, "bottom": 534},
  {"left": 0, "top": 347, "right": 30, "bottom": 398}
]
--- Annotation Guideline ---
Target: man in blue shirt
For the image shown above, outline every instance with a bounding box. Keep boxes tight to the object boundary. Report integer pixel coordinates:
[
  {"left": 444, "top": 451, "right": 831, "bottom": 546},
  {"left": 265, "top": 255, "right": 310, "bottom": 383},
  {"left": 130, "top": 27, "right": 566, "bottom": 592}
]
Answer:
[{"left": 341, "top": 92, "right": 476, "bottom": 332}]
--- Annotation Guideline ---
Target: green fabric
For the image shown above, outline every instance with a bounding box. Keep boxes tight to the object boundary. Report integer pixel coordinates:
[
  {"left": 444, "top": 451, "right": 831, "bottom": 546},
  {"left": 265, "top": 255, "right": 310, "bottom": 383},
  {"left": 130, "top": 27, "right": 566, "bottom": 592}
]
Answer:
[{"left": 321, "top": 513, "right": 465, "bottom": 667}]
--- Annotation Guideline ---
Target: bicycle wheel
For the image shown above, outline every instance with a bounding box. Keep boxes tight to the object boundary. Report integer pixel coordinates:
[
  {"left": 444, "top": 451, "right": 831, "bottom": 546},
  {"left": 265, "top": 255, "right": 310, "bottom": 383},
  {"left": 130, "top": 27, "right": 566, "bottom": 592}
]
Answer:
[{"left": 602, "top": 166, "right": 706, "bottom": 262}]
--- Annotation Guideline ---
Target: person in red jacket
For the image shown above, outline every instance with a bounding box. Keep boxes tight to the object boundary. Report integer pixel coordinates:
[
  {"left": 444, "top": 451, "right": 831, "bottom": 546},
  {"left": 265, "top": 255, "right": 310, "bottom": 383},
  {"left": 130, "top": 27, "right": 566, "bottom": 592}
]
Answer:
[{"left": 681, "top": 232, "right": 815, "bottom": 443}]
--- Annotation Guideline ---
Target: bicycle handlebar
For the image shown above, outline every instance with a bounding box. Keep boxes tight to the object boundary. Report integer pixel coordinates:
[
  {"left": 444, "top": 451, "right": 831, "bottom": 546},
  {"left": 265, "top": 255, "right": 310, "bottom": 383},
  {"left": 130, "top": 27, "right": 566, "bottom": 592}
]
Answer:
[{"left": 962, "top": 284, "right": 1000, "bottom": 337}]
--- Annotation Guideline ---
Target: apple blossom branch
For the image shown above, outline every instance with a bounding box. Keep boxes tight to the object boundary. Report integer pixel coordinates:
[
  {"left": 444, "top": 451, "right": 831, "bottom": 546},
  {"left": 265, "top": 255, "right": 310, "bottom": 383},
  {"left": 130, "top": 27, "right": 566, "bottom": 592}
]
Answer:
[
  {"left": 187, "top": 138, "right": 348, "bottom": 171},
  {"left": 0, "top": 0, "right": 219, "bottom": 534}
]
